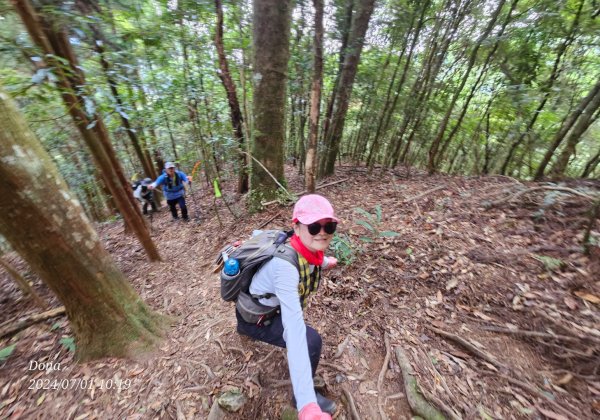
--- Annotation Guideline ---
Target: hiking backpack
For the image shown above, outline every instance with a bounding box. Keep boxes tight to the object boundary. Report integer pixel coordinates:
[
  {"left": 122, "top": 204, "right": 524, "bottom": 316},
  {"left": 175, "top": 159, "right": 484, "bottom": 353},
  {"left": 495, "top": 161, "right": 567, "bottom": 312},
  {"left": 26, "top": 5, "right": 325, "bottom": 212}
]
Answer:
[{"left": 219, "top": 230, "right": 298, "bottom": 302}]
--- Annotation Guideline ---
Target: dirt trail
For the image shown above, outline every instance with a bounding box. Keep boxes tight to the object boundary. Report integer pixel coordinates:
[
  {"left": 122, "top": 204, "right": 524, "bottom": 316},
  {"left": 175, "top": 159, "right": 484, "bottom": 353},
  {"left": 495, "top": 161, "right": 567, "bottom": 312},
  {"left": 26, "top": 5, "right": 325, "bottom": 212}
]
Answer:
[{"left": 1, "top": 166, "right": 598, "bottom": 419}]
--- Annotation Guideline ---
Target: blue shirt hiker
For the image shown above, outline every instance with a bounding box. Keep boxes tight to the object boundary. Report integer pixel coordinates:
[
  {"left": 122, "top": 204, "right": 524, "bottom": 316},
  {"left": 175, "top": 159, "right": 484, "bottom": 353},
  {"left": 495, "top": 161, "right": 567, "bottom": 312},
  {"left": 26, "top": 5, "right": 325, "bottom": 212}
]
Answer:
[{"left": 150, "top": 162, "right": 190, "bottom": 222}]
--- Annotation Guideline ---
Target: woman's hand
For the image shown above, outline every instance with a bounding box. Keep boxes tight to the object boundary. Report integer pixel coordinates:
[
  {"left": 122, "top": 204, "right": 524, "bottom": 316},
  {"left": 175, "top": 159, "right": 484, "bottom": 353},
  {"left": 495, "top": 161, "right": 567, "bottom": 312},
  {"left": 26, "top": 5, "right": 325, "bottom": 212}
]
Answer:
[
  {"left": 324, "top": 257, "right": 338, "bottom": 270},
  {"left": 298, "top": 403, "right": 331, "bottom": 420}
]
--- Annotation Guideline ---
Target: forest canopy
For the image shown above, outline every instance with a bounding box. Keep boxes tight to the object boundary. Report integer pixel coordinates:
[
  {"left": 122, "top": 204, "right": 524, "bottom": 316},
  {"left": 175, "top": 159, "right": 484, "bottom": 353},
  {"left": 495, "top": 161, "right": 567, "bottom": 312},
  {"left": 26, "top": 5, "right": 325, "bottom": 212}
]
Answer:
[{"left": 0, "top": 0, "right": 598, "bottom": 219}]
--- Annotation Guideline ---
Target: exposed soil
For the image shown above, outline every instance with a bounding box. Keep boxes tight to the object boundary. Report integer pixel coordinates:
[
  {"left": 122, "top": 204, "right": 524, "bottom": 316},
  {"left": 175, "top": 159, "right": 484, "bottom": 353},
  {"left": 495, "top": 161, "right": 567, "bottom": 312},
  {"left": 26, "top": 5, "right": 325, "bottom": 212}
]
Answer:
[{"left": 1, "top": 166, "right": 599, "bottom": 419}]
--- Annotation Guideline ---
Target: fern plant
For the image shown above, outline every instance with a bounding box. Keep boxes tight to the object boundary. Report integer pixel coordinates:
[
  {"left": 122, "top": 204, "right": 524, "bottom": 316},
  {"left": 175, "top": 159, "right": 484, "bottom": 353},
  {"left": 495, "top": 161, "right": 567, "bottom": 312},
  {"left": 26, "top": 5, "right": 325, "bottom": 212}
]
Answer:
[{"left": 354, "top": 205, "right": 400, "bottom": 243}]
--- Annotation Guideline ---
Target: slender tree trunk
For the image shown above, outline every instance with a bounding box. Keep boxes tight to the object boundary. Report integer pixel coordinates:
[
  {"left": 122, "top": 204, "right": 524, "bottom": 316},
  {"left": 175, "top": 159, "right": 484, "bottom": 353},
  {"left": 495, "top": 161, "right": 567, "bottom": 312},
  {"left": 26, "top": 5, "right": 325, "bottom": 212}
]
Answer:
[
  {"left": 11, "top": 0, "right": 160, "bottom": 261},
  {"left": 535, "top": 78, "right": 600, "bottom": 179},
  {"left": 215, "top": 0, "right": 249, "bottom": 193},
  {"left": 548, "top": 91, "right": 600, "bottom": 177},
  {"left": 427, "top": 0, "right": 507, "bottom": 174},
  {"left": 320, "top": 0, "right": 354, "bottom": 150},
  {"left": 0, "top": 257, "right": 47, "bottom": 308},
  {"left": 320, "top": 0, "right": 376, "bottom": 177},
  {"left": 500, "top": 0, "right": 585, "bottom": 174},
  {"left": 372, "top": 0, "right": 430, "bottom": 170},
  {"left": 251, "top": 0, "right": 292, "bottom": 200},
  {"left": 437, "top": 0, "right": 518, "bottom": 167},
  {"left": 305, "top": 0, "right": 324, "bottom": 193},
  {"left": 581, "top": 148, "right": 600, "bottom": 178},
  {"left": 0, "top": 85, "right": 166, "bottom": 360}
]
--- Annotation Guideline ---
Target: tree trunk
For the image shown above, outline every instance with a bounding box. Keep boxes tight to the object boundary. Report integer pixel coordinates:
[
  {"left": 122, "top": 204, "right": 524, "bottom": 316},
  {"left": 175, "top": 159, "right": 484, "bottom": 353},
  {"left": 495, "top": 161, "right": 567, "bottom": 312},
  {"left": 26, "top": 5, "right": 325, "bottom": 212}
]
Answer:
[
  {"left": 436, "top": 0, "right": 518, "bottom": 167},
  {"left": 11, "top": 0, "right": 161, "bottom": 261},
  {"left": 581, "top": 147, "right": 600, "bottom": 178},
  {"left": 500, "top": 0, "right": 585, "bottom": 174},
  {"left": 215, "top": 0, "right": 249, "bottom": 193},
  {"left": 320, "top": 0, "right": 376, "bottom": 177},
  {"left": 427, "top": 0, "right": 507, "bottom": 174},
  {"left": 535, "top": 78, "right": 600, "bottom": 179},
  {"left": 548, "top": 88, "right": 600, "bottom": 177},
  {"left": 0, "top": 257, "right": 47, "bottom": 309},
  {"left": 305, "top": 0, "right": 324, "bottom": 193},
  {"left": 0, "top": 86, "right": 166, "bottom": 360},
  {"left": 251, "top": 0, "right": 292, "bottom": 200},
  {"left": 320, "top": 0, "right": 354, "bottom": 151}
]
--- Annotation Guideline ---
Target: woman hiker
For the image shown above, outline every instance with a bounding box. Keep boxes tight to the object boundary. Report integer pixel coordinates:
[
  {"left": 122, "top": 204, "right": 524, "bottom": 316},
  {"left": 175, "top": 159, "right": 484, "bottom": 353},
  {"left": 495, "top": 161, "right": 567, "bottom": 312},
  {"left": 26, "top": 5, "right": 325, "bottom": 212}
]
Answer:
[{"left": 236, "top": 194, "right": 339, "bottom": 420}]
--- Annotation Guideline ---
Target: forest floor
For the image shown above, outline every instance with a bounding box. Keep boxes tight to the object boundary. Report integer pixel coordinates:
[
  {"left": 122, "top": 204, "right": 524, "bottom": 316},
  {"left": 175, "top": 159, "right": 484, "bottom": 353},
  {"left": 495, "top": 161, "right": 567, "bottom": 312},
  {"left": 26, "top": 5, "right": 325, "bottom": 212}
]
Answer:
[{"left": 1, "top": 165, "right": 599, "bottom": 420}]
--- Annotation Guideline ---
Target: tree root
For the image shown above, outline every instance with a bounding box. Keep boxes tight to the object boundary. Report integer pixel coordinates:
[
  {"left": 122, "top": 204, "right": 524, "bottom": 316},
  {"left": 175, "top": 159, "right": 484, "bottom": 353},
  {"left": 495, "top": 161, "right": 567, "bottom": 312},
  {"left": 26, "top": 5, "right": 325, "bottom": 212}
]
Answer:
[
  {"left": 0, "top": 306, "right": 65, "bottom": 339},
  {"left": 426, "top": 326, "right": 507, "bottom": 371},
  {"left": 394, "top": 346, "right": 445, "bottom": 420},
  {"left": 341, "top": 385, "right": 362, "bottom": 420},
  {"left": 377, "top": 332, "right": 391, "bottom": 420}
]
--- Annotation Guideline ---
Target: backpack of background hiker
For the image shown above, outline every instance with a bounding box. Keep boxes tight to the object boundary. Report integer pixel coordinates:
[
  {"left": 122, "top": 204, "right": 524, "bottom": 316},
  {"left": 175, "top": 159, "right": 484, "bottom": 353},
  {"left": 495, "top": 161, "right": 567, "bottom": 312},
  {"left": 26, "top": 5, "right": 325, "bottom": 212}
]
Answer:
[{"left": 219, "top": 230, "right": 298, "bottom": 303}]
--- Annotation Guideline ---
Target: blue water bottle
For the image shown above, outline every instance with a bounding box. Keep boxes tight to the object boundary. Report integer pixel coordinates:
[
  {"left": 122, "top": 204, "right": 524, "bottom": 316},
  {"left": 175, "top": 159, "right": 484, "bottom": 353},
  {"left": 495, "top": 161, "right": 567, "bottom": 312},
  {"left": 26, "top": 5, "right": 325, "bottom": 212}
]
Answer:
[{"left": 223, "top": 258, "right": 240, "bottom": 277}]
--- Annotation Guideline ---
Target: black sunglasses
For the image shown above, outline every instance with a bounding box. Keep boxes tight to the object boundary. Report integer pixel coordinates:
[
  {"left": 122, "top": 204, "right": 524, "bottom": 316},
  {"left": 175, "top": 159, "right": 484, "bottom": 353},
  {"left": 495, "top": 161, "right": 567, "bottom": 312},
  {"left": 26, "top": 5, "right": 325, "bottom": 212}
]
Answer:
[{"left": 306, "top": 221, "right": 337, "bottom": 235}]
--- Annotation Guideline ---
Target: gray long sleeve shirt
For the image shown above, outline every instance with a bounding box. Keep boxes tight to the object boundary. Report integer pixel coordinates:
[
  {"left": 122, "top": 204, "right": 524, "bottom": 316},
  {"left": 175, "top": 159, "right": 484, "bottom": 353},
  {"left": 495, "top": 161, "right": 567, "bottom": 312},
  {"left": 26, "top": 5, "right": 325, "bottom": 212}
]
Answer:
[{"left": 249, "top": 256, "right": 331, "bottom": 410}]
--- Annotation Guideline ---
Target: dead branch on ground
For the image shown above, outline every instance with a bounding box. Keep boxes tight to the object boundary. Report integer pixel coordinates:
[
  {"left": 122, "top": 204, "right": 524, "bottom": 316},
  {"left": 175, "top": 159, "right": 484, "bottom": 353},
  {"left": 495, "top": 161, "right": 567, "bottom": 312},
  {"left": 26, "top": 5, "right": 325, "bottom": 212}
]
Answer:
[
  {"left": 485, "top": 185, "right": 598, "bottom": 209},
  {"left": 426, "top": 326, "right": 507, "bottom": 371},
  {"left": 402, "top": 186, "right": 445, "bottom": 204},
  {"left": 0, "top": 306, "right": 65, "bottom": 339}
]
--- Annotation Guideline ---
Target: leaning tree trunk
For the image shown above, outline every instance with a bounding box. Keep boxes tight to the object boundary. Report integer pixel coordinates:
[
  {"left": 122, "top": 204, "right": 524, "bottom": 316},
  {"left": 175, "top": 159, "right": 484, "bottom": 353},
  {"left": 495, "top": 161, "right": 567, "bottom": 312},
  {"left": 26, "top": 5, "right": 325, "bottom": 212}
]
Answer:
[
  {"left": 215, "top": 0, "right": 249, "bottom": 193},
  {"left": 305, "top": 0, "right": 324, "bottom": 193},
  {"left": 11, "top": 0, "right": 161, "bottom": 262},
  {"left": 535, "top": 78, "right": 600, "bottom": 179},
  {"left": 0, "top": 86, "right": 166, "bottom": 361},
  {"left": 320, "top": 0, "right": 376, "bottom": 177},
  {"left": 548, "top": 86, "right": 600, "bottom": 178},
  {"left": 427, "top": 0, "right": 507, "bottom": 174},
  {"left": 500, "top": 0, "right": 585, "bottom": 175},
  {"left": 251, "top": 0, "right": 292, "bottom": 200}
]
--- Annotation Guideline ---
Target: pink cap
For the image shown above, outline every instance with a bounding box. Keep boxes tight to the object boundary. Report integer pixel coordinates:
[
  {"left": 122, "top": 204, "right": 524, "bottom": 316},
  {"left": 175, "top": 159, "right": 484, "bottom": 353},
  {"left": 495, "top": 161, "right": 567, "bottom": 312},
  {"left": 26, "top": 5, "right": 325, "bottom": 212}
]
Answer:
[{"left": 292, "top": 194, "right": 339, "bottom": 224}]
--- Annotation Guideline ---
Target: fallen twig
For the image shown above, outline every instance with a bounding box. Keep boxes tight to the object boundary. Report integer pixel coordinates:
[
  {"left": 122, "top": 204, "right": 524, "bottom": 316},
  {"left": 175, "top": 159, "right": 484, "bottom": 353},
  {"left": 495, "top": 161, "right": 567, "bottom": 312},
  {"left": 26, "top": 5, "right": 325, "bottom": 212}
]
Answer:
[
  {"left": 403, "top": 186, "right": 445, "bottom": 203},
  {"left": 480, "top": 326, "right": 585, "bottom": 344},
  {"left": 341, "top": 385, "right": 362, "bottom": 420},
  {"left": 495, "top": 374, "right": 578, "bottom": 420},
  {"left": 394, "top": 346, "right": 445, "bottom": 420},
  {"left": 377, "top": 332, "right": 391, "bottom": 420},
  {"left": 0, "top": 306, "right": 65, "bottom": 339},
  {"left": 258, "top": 210, "right": 284, "bottom": 229},
  {"left": 320, "top": 361, "right": 367, "bottom": 380},
  {"left": 262, "top": 178, "right": 349, "bottom": 206},
  {"left": 426, "top": 326, "right": 507, "bottom": 371},
  {"left": 485, "top": 186, "right": 597, "bottom": 209}
]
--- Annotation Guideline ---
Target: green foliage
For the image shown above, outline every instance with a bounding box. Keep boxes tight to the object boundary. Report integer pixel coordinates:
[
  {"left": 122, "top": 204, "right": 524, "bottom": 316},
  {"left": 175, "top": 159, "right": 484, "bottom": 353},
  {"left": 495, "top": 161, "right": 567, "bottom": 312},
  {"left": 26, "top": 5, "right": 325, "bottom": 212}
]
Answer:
[
  {"left": 329, "top": 232, "right": 359, "bottom": 265},
  {"left": 353, "top": 205, "right": 400, "bottom": 243},
  {"left": 0, "top": 343, "right": 17, "bottom": 362},
  {"left": 533, "top": 255, "right": 565, "bottom": 272},
  {"left": 59, "top": 337, "right": 76, "bottom": 353}
]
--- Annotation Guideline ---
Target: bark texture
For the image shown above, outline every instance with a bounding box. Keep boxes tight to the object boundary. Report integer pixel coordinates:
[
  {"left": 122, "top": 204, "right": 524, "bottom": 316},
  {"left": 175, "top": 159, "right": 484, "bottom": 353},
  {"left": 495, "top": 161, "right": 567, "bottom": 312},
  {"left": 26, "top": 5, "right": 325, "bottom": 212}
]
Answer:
[
  {"left": 215, "top": 0, "right": 249, "bottom": 193},
  {"left": 320, "top": 0, "right": 376, "bottom": 177},
  {"left": 11, "top": 0, "right": 160, "bottom": 261},
  {"left": 0, "top": 87, "right": 166, "bottom": 361},
  {"left": 305, "top": 0, "right": 324, "bottom": 193},
  {"left": 251, "top": 0, "right": 292, "bottom": 199}
]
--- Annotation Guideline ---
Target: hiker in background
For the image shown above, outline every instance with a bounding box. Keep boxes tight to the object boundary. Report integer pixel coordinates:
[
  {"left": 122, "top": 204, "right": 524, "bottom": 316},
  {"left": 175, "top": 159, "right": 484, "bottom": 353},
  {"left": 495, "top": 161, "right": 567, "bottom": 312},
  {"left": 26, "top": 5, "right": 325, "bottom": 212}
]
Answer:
[
  {"left": 130, "top": 173, "right": 141, "bottom": 191},
  {"left": 149, "top": 162, "right": 190, "bottom": 222},
  {"left": 236, "top": 194, "right": 339, "bottom": 420},
  {"left": 134, "top": 178, "right": 157, "bottom": 215}
]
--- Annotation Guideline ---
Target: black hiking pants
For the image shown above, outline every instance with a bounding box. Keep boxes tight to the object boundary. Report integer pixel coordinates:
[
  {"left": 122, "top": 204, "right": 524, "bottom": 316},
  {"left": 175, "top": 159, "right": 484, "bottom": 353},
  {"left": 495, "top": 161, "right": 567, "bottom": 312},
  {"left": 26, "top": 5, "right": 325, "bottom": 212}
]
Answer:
[
  {"left": 235, "top": 310, "right": 322, "bottom": 377},
  {"left": 166, "top": 196, "right": 188, "bottom": 220}
]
